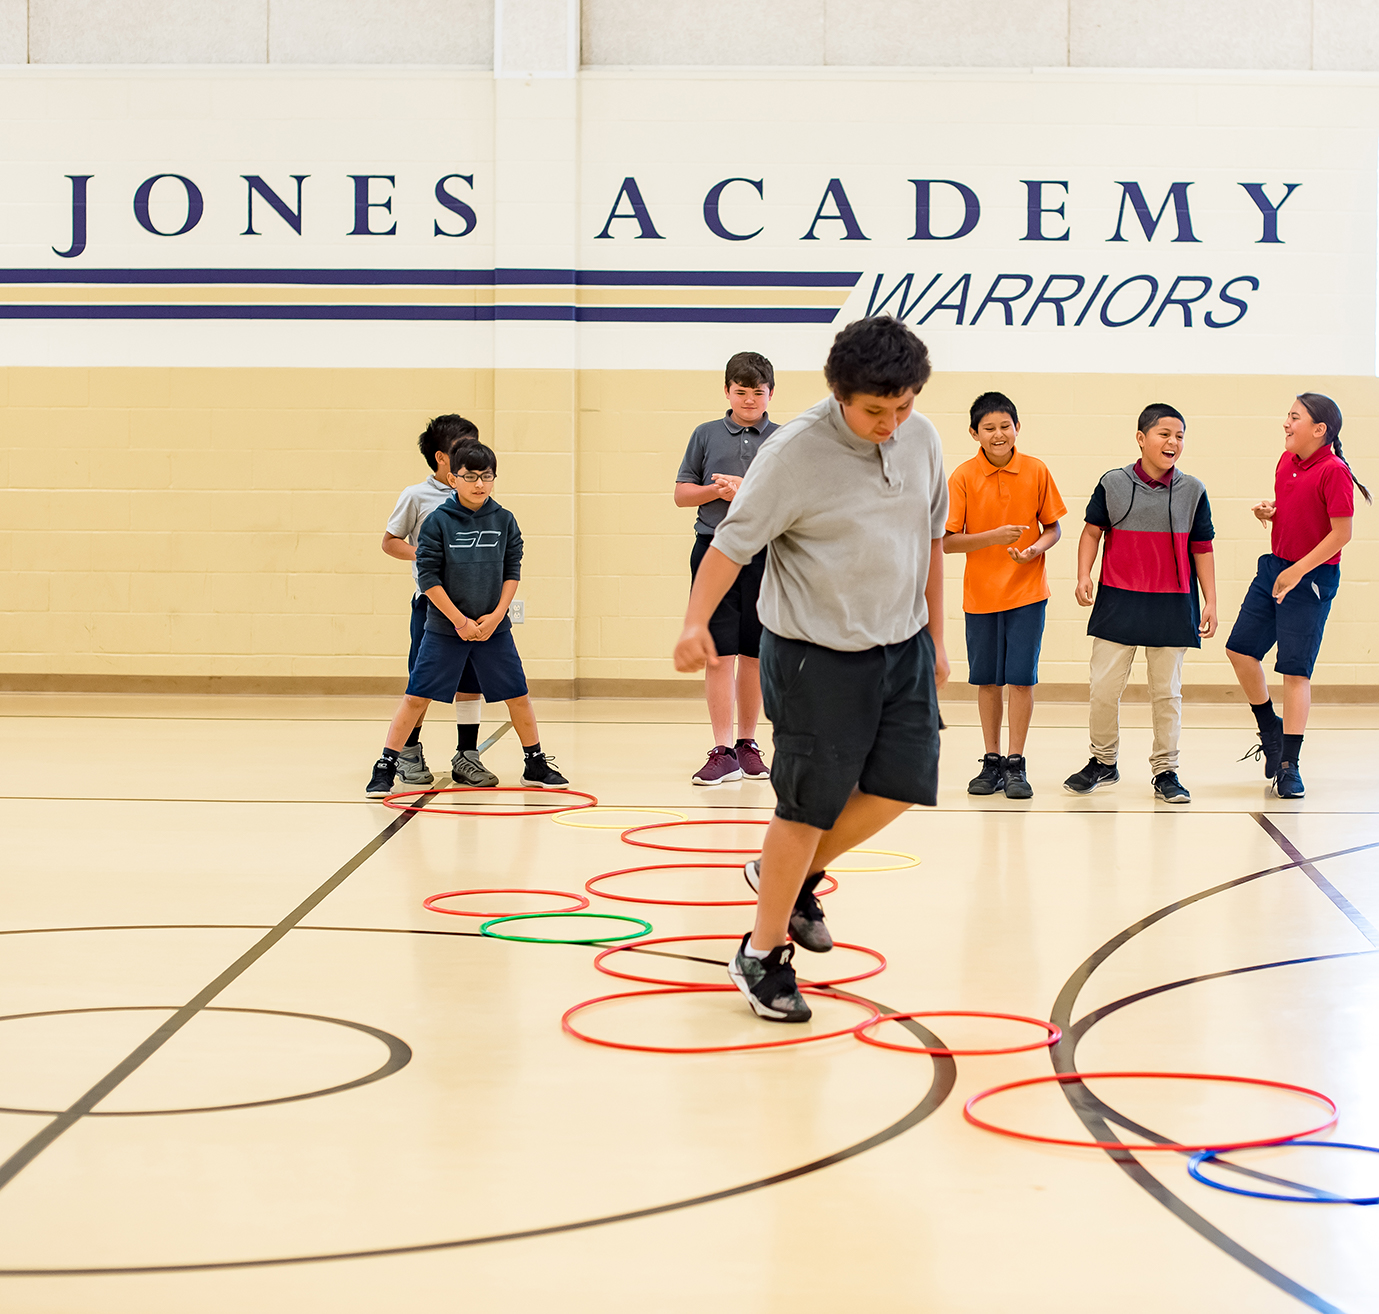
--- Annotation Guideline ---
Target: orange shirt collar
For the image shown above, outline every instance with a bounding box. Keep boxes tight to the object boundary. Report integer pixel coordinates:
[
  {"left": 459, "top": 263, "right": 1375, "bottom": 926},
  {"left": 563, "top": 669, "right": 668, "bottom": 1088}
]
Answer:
[{"left": 976, "top": 447, "right": 1023, "bottom": 477}]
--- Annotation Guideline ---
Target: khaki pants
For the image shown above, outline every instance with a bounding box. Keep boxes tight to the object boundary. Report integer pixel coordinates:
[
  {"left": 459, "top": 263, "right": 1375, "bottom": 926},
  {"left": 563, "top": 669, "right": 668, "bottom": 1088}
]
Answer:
[{"left": 1089, "top": 638, "right": 1186, "bottom": 774}]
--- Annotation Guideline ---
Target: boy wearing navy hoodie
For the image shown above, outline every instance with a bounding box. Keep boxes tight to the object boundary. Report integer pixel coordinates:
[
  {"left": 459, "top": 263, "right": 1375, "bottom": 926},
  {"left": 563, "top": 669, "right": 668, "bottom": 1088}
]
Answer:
[{"left": 366, "top": 436, "right": 567, "bottom": 797}]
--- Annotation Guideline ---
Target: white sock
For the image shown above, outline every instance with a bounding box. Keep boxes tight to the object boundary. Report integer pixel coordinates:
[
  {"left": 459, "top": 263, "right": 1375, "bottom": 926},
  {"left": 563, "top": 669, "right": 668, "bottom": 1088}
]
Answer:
[{"left": 743, "top": 941, "right": 771, "bottom": 960}]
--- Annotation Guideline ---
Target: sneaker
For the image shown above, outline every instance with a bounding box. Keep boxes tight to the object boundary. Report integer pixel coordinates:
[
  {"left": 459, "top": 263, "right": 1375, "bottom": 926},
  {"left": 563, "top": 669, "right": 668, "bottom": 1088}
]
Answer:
[
  {"left": 743, "top": 861, "right": 833, "bottom": 953},
  {"left": 521, "top": 753, "right": 569, "bottom": 789},
  {"left": 1240, "top": 721, "right": 1284, "bottom": 780},
  {"left": 728, "top": 934, "right": 812, "bottom": 1023},
  {"left": 692, "top": 746, "right": 742, "bottom": 786},
  {"left": 1273, "top": 761, "right": 1305, "bottom": 799},
  {"left": 396, "top": 743, "right": 434, "bottom": 787},
  {"left": 968, "top": 753, "right": 1006, "bottom": 795},
  {"left": 1064, "top": 758, "right": 1119, "bottom": 794},
  {"left": 734, "top": 739, "right": 771, "bottom": 779},
  {"left": 451, "top": 749, "right": 498, "bottom": 787},
  {"left": 1003, "top": 754, "right": 1033, "bottom": 799},
  {"left": 365, "top": 755, "right": 397, "bottom": 799},
  {"left": 1152, "top": 770, "right": 1191, "bottom": 804}
]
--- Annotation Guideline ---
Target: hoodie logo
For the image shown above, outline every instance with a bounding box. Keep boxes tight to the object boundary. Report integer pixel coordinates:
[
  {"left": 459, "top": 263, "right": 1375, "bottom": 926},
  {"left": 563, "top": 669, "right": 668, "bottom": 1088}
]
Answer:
[{"left": 450, "top": 530, "right": 502, "bottom": 549}]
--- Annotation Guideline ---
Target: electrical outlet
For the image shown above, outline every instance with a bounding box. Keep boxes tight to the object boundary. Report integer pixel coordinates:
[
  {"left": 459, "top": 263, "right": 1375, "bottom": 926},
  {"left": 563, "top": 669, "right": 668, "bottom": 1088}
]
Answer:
[{"left": 508, "top": 600, "right": 525, "bottom": 624}]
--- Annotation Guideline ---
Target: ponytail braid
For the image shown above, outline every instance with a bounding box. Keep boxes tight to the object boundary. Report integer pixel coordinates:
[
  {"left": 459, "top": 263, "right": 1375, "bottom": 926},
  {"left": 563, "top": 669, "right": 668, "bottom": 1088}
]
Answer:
[
  {"left": 1297, "top": 391, "right": 1372, "bottom": 505},
  {"left": 1331, "top": 434, "right": 1372, "bottom": 505}
]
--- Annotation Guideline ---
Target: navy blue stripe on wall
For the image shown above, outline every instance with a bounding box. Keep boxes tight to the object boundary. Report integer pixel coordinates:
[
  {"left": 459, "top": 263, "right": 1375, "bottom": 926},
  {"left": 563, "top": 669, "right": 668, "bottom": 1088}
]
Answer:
[
  {"left": 0, "top": 268, "right": 863, "bottom": 288},
  {"left": 0, "top": 304, "right": 842, "bottom": 323}
]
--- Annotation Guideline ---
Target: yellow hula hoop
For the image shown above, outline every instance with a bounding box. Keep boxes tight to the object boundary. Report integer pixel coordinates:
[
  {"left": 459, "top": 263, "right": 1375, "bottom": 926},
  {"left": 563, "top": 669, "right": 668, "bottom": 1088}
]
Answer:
[
  {"left": 828, "top": 848, "right": 922, "bottom": 873},
  {"left": 551, "top": 806, "right": 690, "bottom": 831}
]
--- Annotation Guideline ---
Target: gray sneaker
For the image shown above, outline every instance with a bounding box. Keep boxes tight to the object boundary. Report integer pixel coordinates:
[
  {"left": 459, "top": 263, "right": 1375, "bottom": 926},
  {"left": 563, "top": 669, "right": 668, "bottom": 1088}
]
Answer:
[
  {"left": 451, "top": 749, "right": 499, "bottom": 787},
  {"left": 743, "top": 860, "right": 834, "bottom": 953},
  {"left": 728, "top": 934, "right": 812, "bottom": 1022},
  {"left": 396, "top": 744, "right": 434, "bottom": 786}
]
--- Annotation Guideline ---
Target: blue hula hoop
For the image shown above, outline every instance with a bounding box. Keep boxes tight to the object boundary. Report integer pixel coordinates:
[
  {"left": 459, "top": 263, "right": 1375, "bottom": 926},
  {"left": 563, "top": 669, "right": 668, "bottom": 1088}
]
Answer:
[{"left": 1188, "top": 1141, "right": 1379, "bottom": 1205}]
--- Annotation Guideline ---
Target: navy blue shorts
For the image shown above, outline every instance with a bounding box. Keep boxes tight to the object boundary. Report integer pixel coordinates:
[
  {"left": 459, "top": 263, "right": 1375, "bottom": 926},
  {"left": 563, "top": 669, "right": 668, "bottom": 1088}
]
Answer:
[
  {"left": 407, "top": 626, "right": 528, "bottom": 703},
  {"left": 691, "top": 535, "right": 765, "bottom": 659},
  {"left": 965, "top": 600, "right": 1046, "bottom": 686},
  {"left": 1226, "top": 554, "right": 1340, "bottom": 679},
  {"left": 409, "top": 595, "right": 484, "bottom": 693},
  {"left": 760, "top": 628, "right": 940, "bottom": 830}
]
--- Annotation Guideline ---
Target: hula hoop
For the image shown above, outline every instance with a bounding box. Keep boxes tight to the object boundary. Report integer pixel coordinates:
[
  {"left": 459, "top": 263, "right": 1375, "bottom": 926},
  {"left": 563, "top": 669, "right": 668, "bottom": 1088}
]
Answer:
[
  {"left": 552, "top": 806, "right": 688, "bottom": 830},
  {"left": 423, "top": 888, "right": 590, "bottom": 918},
  {"left": 382, "top": 786, "right": 598, "bottom": 818},
  {"left": 561, "top": 984, "right": 880, "bottom": 1054},
  {"left": 619, "top": 819, "right": 768, "bottom": 853},
  {"left": 585, "top": 864, "right": 838, "bottom": 908},
  {"left": 1188, "top": 1142, "right": 1379, "bottom": 1204},
  {"left": 963, "top": 1071, "right": 1339, "bottom": 1152},
  {"left": 479, "top": 912, "right": 651, "bottom": 945},
  {"left": 829, "top": 849, "right": 921, "bottom": 873},
  {"left": 593, "top": 934, "right": 886, "bottom": 987},
  {"left": 856, "top": 1009, "right": 1059, "bottom": 1056}
]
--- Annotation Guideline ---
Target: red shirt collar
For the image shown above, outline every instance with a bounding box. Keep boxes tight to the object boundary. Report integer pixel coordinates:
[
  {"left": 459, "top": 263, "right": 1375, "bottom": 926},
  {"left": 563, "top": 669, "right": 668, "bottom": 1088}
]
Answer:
[
  {"left": 1133, "top": 459, "right": 1174, "bottom": 488},
  {"left": 1292, "top": 444, "right": 1333, "bottom": 471}
]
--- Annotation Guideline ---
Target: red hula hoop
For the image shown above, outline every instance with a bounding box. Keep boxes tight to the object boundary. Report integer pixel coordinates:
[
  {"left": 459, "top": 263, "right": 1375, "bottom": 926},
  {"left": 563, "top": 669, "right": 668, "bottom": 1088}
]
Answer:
[
  {"left": 382, "top": 786, "right": 599, "bottom": 818},
  {"left": 561, "top": 984, "right": 880, "bottom": 1054},
  {"left": 585, "top": 865, "right": 839, "bottom": 908},
  {"left": 619, "top": 818, "right": 769, "bottom": 853},
  {"left": 593, "top": 934, "right": 886, "bottom": 988},
  {"left": 963, "top": 1070, "right": 1339, "bottom": 1152},
  {"left": 423, "top": 888, "right": 591, "bottom": 918},
  {"left": 856, "top": 1010, "right": 1060, "bottom": 1056}
]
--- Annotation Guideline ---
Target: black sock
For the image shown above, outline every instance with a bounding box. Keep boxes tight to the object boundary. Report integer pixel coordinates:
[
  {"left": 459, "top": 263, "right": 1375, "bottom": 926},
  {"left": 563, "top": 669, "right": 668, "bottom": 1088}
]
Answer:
[
  {"left": 1282, "top": 733, "right": 1303, "bottom": 764},
  {"left": 456, "top": 724, "right": 478, "bottom": 753},
  {"left": 405, "top": 726, "right": 421, "bottom": 747},
  {"left": 523, "top": 741, "right": 543, "bottom": 760},
  {"left": 1251, "top": 699, "right": 1281, "bottom": 732},
  {"left": 381, "top": 747, "right": 400, "bottom": 762},
  {"left": 800, "top": 871, "right": 826, "bottom": 896}
]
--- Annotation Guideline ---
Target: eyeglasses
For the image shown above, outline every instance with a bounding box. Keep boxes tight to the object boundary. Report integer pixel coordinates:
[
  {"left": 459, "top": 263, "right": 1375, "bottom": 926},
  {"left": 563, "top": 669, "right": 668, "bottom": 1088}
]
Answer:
[{"left": 455, "top": 471, "right": 496, "bottom": 484}]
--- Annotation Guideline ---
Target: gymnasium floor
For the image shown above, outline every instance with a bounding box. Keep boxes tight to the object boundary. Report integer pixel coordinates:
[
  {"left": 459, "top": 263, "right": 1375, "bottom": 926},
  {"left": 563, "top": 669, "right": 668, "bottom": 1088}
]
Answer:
[{"left": 1, "top": 692, "right": 1376, "bottom": 1314}]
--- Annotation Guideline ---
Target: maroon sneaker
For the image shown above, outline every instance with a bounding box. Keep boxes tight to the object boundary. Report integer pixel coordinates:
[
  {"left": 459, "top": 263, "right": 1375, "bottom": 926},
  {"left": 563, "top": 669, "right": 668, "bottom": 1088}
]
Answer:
[
  {"left": 734, "top": 739, "right": 770, "bottom": 779},
  {"left": 692, "top": 746, "right": 742, "bottom": 786}
]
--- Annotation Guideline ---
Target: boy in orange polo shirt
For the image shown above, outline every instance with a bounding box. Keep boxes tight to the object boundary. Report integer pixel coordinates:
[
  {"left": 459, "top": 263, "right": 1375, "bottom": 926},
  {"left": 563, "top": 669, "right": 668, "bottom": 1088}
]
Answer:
[{"left": 944, "top": 391, "right": 1066, "bottom": 798}]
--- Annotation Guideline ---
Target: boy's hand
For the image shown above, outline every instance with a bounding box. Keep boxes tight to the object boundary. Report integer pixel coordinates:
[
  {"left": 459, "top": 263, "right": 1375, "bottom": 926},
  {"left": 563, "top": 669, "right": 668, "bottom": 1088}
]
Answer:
[
  {"left": 931, "top": 637, "right": 949, "bottom": 690},
  {"left": 674, "top": 623, "right": 719, "bottom": 673},
  {"left": 1199, "top": 601, "right": 1218, "bottom": 638},
  {"left": 1075, "top": 576, "right": 1095, "bottom": 607},
  {"left": 454, "top": 615, "right": 480, "bottom": 641},
  {"left": 990, "top": 524, "right": 1024, "bottom": 546},
  {"left": 711, "top": 474, "right": 742, "bottom": 502},
  {"left": 1252, "top": 500, "right": 1276, "bottom": 524},
  {"left": 1273, "top": 566, "right": 1303, "bottom": 603},
  {"left": 1008, "top": 543, "right": 1041, "bottom": 564},
  {"left": 472, "top": 612, "right": 500, "bottom": 641}
]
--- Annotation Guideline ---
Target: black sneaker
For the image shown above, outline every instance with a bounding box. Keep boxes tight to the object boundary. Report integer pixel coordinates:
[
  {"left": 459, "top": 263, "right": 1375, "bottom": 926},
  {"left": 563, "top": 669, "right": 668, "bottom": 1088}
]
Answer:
[
  {"left": 1003, "top": 754, "right": 1033, "bottom": 799},
  {"left": 1152, "top": 770, "right": 1191, "bottom": 804},
  {"left": 1274, "top": 761, "right": 1305, "bottom": 799},
  {"left": 968, "top": 753, "right": 1005, "bottom": 795},
  {"left": 743, "top": 860, "right": 833, "bottom": 953},
  {"left": 1240, "top": 721, "right": 1284, "bottom": 780},
  {"left": 522, "top": 753, "right": 569, "bottom": 788},
  {"left": 1064, "top": 757, "right": 1119, "bottom": 794},
  {"left": 728, "top": 934, "right": 811, "bottom": 1022},
  {"left": 365, "top": 755, "right": 397, "bottom": 799}
]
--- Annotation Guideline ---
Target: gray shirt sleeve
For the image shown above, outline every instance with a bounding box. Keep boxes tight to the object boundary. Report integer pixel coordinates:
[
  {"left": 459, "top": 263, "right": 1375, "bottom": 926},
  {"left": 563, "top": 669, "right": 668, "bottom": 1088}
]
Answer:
[
  {"left": 926, "top": 419, "right": 950, "bottom": 540},
  {"left": 676, "top": 427, "right": 708, "bottom": 486},
  {"left": 386, "top": 488, "right": 420, "bottom": 541},
  {"left": 709, "top": 447, "right": 803, "bottom": 566}
]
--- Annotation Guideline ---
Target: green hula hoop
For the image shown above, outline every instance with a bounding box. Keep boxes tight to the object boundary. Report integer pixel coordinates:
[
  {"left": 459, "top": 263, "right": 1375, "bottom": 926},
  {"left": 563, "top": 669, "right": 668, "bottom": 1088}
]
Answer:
[{"left": 479, "top": 912, "right": 653, "bottom": 945}]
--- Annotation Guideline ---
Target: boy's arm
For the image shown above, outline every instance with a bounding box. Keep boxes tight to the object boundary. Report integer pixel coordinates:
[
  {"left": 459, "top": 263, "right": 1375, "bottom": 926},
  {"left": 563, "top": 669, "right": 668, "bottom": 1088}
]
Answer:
[
  {"left": 1195, "top": 549, "right": 1218, "bottom": 637},
  {"left": 381, "top": 532, "right": 415, "bottom": 562},
  {"left": 943, "top": 524, "right": 1026, "bottom": 553},
  {"left": 423, "top": 585, "right": 478, "bottom": 639},
  {"left": 924, "top": 537, "right": 948, "bottom": 689},
  {"left": 674, "top": 481, "right": 727, "bottom": 508},
  {"left": 1273, "top": 518, "right": 1353, "bottom": 601},
  {"left": 416, "top": 519, "right": 479, "bottom": 639},
  {"left": 1009, "top": 519, "right": 1061, "bottom": 564},
  {"left": 1075, "top": 524, "right": 1103, "bottom": 606},
  {"left": 674, "top": 546, "right": 742, "bottom": 672},
  {"left": 474, "top": 578, "right": 520, "bottom": 642}
]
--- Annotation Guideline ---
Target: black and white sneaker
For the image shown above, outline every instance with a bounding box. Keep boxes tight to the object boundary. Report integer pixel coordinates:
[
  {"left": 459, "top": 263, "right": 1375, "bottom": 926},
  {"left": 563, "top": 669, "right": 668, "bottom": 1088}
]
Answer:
[
  {"left": 1274, "top": 761, "right": 1305, "bottom": 799},
  {"left": 728, "top": 934, "right": 812, "bottom": 1022},
  {"left": 743, "top": 860, "right": 834, "bottom": 953},
  {"left": 1152, "top": 770, "right": 1191, "bottom": 804},
  {"left": 522, "top": 753, "right": 569, "bottom": 789},
  {"left": 1240, "top": 721, "right": 1284, "bottom": 780},
  {"left": 1003, "top": 754, "right": 1033, "bottom": 799},
  {"left": 1064, "top": 757, "right": 1119, "bottom": 794},
  {"left": 365, "top": 756, "right": 397, "bottom": 799},
  {"left": 396, "top": 744, "right": 434, "bottom": 786},
  {"left": 451, "top": 749, "right": 498, "bottom": 787},
  {"left": 968, "top": 753, "right": 1006, "bottom": 795}
]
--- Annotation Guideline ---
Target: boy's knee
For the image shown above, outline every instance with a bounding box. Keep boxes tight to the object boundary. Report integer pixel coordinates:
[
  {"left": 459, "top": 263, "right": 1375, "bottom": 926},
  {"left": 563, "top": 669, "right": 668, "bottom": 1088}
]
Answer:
[
  {"left": 1281, "top": 673, "right": 1309, "bottom": 686},
  {"left": 1008, "top": 684, "right": 1033, "bottom": 694}
]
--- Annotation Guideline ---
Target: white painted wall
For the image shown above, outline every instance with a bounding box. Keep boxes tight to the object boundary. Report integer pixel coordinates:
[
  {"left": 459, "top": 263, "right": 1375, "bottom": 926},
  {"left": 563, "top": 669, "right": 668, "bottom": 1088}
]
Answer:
[{"left": 6, "top": 0, "right": 1379, "bottom": 70}]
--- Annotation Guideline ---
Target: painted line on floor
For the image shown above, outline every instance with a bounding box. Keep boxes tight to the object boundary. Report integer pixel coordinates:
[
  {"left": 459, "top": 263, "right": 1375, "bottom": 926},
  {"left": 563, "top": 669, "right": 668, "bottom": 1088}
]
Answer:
[{"left": 1253, "top": 814, "right": 1379, "bottom": 947}]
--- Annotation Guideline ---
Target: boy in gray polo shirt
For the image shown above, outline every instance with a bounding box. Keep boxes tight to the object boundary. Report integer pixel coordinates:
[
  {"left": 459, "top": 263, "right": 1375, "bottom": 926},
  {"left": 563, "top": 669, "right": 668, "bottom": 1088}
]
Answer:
[
  {"left": 675, "top": 351, "right": 778, "bottom": 785},
  {"left": 674, "top": 317, "right": 949, "bottom": 1023}
]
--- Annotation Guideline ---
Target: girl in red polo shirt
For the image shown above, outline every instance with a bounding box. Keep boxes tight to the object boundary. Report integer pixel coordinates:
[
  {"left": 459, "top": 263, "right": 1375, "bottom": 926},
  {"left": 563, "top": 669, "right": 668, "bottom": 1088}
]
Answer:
[{"left": 1226, "top": 393, "right": 1371, "bottom": 798}]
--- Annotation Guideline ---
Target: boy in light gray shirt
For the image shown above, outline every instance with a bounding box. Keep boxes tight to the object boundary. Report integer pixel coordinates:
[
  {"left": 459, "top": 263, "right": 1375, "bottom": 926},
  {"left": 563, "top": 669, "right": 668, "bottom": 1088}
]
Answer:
[{"left": 674, "top": 316, "right": 948, "bottom": 1024}]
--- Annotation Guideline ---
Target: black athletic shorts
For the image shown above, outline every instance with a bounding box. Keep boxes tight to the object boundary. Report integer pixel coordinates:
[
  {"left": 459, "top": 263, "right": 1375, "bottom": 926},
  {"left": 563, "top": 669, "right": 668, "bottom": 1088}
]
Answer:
[
  {"left": 690, "top": 534, "right": 765, "bottom": 659},
  {"left": 759, "top": 627, "right": 941, "bottom": 830}
]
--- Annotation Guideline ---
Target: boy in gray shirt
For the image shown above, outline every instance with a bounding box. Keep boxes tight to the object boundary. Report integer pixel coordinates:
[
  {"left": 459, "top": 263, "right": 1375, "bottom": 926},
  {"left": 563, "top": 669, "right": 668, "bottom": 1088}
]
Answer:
[{"left": 674, "top": 316, "right": 949, "bottom": 1024}]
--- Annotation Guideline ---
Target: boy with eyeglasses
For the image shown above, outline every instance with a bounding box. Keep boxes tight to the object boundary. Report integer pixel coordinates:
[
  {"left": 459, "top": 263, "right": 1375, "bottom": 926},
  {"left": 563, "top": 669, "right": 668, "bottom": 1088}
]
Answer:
[{"left": 366, "top": 435, "right": 568, "bottom": 797}]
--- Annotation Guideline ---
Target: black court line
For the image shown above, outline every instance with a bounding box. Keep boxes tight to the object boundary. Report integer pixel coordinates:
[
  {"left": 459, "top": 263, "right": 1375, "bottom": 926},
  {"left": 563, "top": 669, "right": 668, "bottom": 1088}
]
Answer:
[
  {"left": 1253, "top": 815, "right": 1379, "bottom": 947},
  {"left": 1047, "top": 841, "right": 1379, "bottom": 1314}
]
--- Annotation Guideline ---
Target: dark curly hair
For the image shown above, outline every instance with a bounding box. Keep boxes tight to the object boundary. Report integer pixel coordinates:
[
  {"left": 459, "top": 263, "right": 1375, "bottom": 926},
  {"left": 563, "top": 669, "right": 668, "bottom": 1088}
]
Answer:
[
  {"left": 418, "top": 413, "right": 479, "bottom": 471},
  {"left": 824, "top": 316, "right": 932, "bottom": 401}
]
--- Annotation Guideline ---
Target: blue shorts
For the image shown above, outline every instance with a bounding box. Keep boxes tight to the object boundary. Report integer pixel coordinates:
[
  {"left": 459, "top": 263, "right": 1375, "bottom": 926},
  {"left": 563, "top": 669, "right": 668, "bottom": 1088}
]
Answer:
[
  {"left": 1226, "top": 554, "right": 1340, "bottom": 679},
  {"left": 965, "top": 600, "right": 1046, "bottom": 686},
  {"left": 409, "top": 594, "right": 483, "bottom": 694},
  {"left": 407, "top": 626, "right": 528, "bottom": 703}
]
